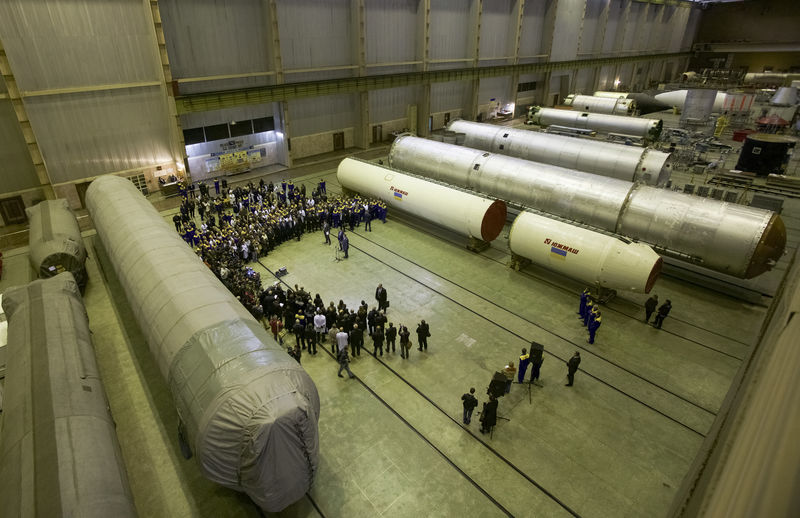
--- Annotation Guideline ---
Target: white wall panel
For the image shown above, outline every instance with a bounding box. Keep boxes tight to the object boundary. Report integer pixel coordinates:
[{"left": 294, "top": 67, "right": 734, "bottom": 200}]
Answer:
[
  {"left": 603, "top": 0, "right": 624, "bottom": 53},
  {"left": 622, "top": 1, "right": 641, "bottom": 51},
  {"left": 278, "top": 0, "right": 353, "bottom": 70},
  {"left": 429, "top": 0, "right": 471, "bottom": 60},
  {"left": 668, "top": 7, "right": 690, "bottom": 52},
  {"left": 289, "top": 94, "right": 357, "bottom": 136},
  {"left": 681, "top": 7, "right": 702, "bottom": 52},
  {"left": 550, "top": 0, "right": 584, "bottom": 61},
  {"left": 0, "top": 101, "right": 39, "bottom": 193},
  {"left": 283, "top": 68, "right": 356, "bottom": 83},
  {"left": 579, "top": 0, "right": 606, "bottom": 56},
  {"left": 431, "top": 81, "right": 469, "bottom": 112},
  {"left": 369, "top": 87, "right": 415, "bottom": 123},
  {"left": 0, "top": 0, "right": 159, "bottom": 91},
  {"left": 518, "top": 0, "right": 548, "bottom": 60},
  {"left": 180, "top": 104, "right": 277, "bottom": 129},
  {"left": 479, "top": 0, "right": 513, "bottom": 59},
  {"left": 365, "top": 0, "right": 418, "bottom": 64},
  {"left": 24, "top": 87, "right": 173, "bottom": 184},
  {"left": 160, "top": 0, "right": 269, "bottom": 79}
]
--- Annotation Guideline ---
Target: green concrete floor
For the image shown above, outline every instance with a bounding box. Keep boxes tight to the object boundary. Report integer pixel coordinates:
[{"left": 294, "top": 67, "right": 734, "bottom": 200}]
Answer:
[{"left": 1, "top": 134, "right": 798, "bottom": 518}]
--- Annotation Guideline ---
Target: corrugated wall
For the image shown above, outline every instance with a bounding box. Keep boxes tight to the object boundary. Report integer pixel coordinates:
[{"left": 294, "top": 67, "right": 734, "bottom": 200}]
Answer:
[
  {"left": 0, "top": 0, "right": 174, "bottom": 184},
  {"left": 289, "top": 94, "right": 358, "bottom": 136},
  {"left": 24, "top": 88, "right": 173, "bottom": 184},
  {"left": 518, "top": 0, "right": 548, "bottom": 61},
  {"left": 160, "top": 0, "right": 272, "bottom": 94},
  {"left": 278, "top": 0, "right": 353, "bottom": 71},
  {"left": 0, "top": 99, "right": 39, "bottom": 193},
  {"left": 431, "top": 81, "right": 469, "bottom": 113},
  {"left": 429, "top": 0, "right": 471, "bottom": 61},
  {"left": 370, "top": 87, "right": 416, "bottom": 123},
  {"left": 479, "top": 0, "right": 513, "bottom": 60},
  {"left": 365, "top": 0, "right": 418, "bottom": 64}
]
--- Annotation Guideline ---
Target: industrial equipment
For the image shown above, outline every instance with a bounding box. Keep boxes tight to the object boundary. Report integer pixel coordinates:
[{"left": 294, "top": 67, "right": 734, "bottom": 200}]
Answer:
[
  {"left": 338, "top": 158, "right": 661, "bottom": 292},
  {"left": 527, "top": 106, "right": 663, "bottom": 141},
  {"left": 593, "top": 92, "right": 670, "bottom": 114},
  {"left": 0, "top": 273, "right": 137, "bottom": 518},
  {"left": 388, "top": 136, "right": 786, "bottom": 279},
  {"left": 564, "top": 94, "right": 635, "bottom": 115},
  {"left": 655, "top": 89, "right": 727, "bottom": 113},
  {"left": 85, "top": 175, "right": 320, "bottom": 513},
  {"left": 26, "top": 199, "right": 87, "bottom": 291},
  {"left": 446, "top": 120, "right": 672, "bottom": 186},
  {"left": 509, "top": 211, "right": 662, "bottom": 293},
  {"left": 336, "top": 158, "right": 506, "bottom": 243},
  {"left": 736, "top": 134, "right": 797, "bottom": 176}
]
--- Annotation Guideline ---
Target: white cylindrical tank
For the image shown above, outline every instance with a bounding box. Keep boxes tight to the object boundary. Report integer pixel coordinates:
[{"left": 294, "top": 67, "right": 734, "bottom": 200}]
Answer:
[
  {"left": 564, "top": 94, "right": 635, "bottom": 115},
  {"left": 447, "top": 119, "right": 671, "bottom": 185},
  {"left": 529, "top": 107, "right": 663, "bottom": 140},
  {"left": 655, "top": 89, "right": 727, "bottom": 112},
  {"left": 509, "top": 211, "right": 662, "bottom": 293},
  {"left": 336, "top": 158, "right": 507, "bottom": 242},
  {"left": 388, "top": 136, "right": 787, "bottom": 279}
]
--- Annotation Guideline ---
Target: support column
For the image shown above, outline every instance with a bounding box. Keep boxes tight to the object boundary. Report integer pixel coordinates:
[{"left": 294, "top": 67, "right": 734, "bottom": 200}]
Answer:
[
  {"left": 415, "top": 0, "right": 431, "bottom": 135},
  {"left": 0, "top": 36, "right": 54, "bottom": 198},
  {"left": 265, "top": 0, "right": 289, "bottom": 165},
  {"left": 508, "top": 0, "right": 525, "bottom": 114},
  {"left": 351, "top": 0, "right": 369, "bottom": 149},
  {"left": 147, "top": 0, "right": 185, "bottom": 179},
  {"left": 464, "top": 0, "right": 482, "bottom": 122}
]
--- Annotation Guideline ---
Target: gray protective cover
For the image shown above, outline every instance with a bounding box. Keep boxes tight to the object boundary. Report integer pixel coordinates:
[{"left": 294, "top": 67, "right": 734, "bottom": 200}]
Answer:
[
  {"left": 0, "top": 273, "right": 137, "bottom": 518},
  {"left": 26, "top": 199, "right": 87, "bottom": 288},
  {"left": 85, "top": 175, "right": 320, "bottom": 512}
]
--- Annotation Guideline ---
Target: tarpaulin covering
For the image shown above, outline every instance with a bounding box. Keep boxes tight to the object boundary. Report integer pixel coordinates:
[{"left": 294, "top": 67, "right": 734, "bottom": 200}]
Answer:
[
  {"left": 26, "top": 199, "right": 87, "bottom": 290},
  {"left": 0, "top": 273, "right": 137, "bottom": 518},
  {"left": 85, "top": 175, "right": 319, "bottom": 512}
]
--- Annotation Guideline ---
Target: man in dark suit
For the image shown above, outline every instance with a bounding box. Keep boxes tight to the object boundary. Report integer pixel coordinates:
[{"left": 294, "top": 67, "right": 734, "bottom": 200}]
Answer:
[
  {"left": 416, "top": 320, "right": 430, "bottom": 351},
  {"left": 565, "top": 352, "right": 581, "bottom": 386},
  {"left": 375, "top": 284, "right": 388, "bottom": 311}
]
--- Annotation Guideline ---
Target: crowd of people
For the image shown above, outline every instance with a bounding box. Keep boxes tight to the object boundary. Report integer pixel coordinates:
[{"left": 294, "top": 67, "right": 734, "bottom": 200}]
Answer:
[
  {"left": 170, "top": 175, "right": 388, "bottom": 313},
  {"left": 170, "top": 175, "right": 433, "bottom": 375}
]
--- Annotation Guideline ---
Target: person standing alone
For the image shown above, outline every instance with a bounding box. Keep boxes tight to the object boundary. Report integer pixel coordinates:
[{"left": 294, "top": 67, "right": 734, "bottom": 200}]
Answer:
[
  {"left": 375, "top": 284, "right": 388, "bottom": 312},
  {"left": 461, "top": 388, "right": 478, "bottom": 425},
  {"left": 565, "top": 352, "right": 581, "bottom": 387},
  {"left": 416, "top": 320, "right": 430, "bottom": 351}
]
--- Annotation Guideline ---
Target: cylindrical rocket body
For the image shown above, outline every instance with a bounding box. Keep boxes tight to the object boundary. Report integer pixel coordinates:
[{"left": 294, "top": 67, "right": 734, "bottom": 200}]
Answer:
[
  {"left": 26, "top": 199, "right": 87, "bottom": 290},
  {"left": 389, "top": 135, "right": 632, "bottom": 230},
  {"left": 564, "top": 94, "right": 635, "bottom": 115},
  {"left": 389, "top": 136, "right": 786, "bottom": 279},
  {"left": 593, "top": 91, "right": 630, "bottom": 98},
  {"left": 509, "top": 211, "right": 662, "bottom": 293},
  {"left": 531, "top": 107, "right": 663, "bottom": 140},
  {"left": 336, "top": 157, "right": 506, "bottom": 241},
  {"left": 0, "top": 273, "right": 137, "bottom": 518},
  {"left": 86, "top": 175, "right": 320, "bottom": 513},
  {"left": 655, "top": 89, "right": 727, "bottom": 112},
  {"left": 447, "top": 119, "right": 671, "bottom": 186}
]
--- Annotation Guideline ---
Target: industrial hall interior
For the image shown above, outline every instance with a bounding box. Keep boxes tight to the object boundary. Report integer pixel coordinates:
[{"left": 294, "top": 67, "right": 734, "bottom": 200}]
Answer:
[{"left": 2, "top": 0, "right": 800, "bottom": 517}]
